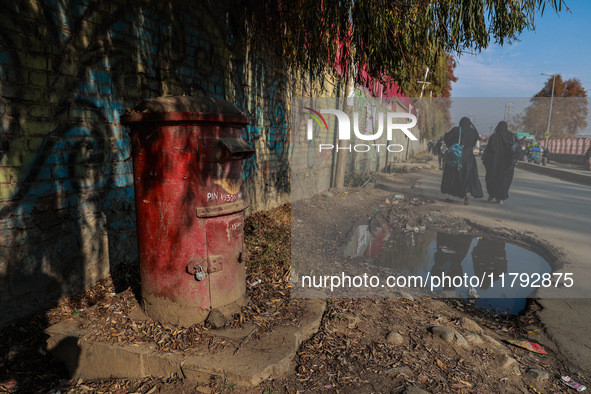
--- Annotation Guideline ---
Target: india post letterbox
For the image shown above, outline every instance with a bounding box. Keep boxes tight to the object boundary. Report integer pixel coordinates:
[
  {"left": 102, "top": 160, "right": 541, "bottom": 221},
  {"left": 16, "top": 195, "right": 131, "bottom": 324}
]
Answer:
[{"left": 121, "top": 96, "right": 254, "bottom": 327}]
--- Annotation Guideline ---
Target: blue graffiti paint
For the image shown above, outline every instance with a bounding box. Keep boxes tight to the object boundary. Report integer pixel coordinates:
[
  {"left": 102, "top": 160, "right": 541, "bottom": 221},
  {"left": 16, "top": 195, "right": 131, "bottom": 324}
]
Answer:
[
  {"left": 267, "top": 100, "right": 288, "bottom": 157},
  {"left": 1, "top": 0, "right": 295, "bottom": 236}
]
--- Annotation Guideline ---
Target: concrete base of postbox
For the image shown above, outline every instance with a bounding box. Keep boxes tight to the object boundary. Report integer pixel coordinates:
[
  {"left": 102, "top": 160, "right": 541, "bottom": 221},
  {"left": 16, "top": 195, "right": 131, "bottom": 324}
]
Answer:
[
  {"left": 45, "top": 295, "right": 326, "bottom": 387},
  {"left": 141, "top": 294, "right": 246, "bottom": 328}
]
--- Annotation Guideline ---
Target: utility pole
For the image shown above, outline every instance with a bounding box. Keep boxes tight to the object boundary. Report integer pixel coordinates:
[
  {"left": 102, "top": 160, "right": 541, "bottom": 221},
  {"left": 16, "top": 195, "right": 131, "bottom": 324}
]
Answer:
[
  {"left": 417, "top": 67, "right": 431, "bottom": 99},
  {"left": 541, "top": 73, "right": 556, "bottom": 140},
  {"left": 504, "top": 102, "right": 512, "bottom": 122}
]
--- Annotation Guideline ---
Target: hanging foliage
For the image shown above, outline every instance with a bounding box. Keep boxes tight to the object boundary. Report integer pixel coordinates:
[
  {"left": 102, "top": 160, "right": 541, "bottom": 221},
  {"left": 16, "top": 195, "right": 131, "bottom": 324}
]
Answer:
[{"left": 238, "top": 0, "right": 566, "bottom": 92}]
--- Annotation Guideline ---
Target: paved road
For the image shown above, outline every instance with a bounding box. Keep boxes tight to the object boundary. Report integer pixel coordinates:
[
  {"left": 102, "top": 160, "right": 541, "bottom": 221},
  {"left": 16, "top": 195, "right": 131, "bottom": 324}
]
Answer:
[{"left": 417, "top": 161, "right": 591, "bottom": 375}]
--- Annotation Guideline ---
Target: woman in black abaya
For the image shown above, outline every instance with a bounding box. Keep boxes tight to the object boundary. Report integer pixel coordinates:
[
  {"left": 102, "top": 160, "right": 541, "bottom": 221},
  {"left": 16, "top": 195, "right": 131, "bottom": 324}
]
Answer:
[
  {"left": 440, "top": 117, "right": 483, "bottom": 205},
  {"left": 481, "top": 121, "right": 518, "bottom": 204}
]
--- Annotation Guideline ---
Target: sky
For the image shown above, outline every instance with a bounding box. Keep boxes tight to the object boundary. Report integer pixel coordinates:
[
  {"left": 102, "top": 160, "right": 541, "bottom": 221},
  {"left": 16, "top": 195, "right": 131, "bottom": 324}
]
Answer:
[{"left": 448, "top": 0, "right": 591, "bottom": 136}]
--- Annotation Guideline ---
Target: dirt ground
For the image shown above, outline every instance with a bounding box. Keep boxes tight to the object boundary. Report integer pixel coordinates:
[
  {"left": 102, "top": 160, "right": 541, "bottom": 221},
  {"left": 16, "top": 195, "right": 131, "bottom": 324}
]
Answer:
[{"left": 0, "top": 163, "right": 587, "bottom": 393}]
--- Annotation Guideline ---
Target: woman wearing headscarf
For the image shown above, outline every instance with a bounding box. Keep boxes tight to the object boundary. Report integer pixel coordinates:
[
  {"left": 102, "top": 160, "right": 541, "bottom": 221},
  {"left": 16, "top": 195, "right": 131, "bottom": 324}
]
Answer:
[
  {"left": 440, "top": 117, "right": 484, "bottom": 205},
  {"left": 481, "top": 121, "right": 519, "bottom": 204}
]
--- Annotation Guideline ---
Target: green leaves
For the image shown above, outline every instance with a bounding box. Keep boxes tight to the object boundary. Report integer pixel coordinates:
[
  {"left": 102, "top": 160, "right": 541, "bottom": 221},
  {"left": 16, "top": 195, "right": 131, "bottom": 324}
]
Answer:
[{"left": 239, "top": 0, "right": 565, "bottom": 91}]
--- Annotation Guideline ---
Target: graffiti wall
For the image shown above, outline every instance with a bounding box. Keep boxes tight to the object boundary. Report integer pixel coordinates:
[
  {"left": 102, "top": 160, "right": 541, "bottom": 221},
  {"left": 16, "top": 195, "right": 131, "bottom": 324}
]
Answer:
[
  {"left": 0, "top": 0, "right": 325, "bottom": 325},
  {"left": 0, "top": 0, "right": 419, "bottom": 325}
]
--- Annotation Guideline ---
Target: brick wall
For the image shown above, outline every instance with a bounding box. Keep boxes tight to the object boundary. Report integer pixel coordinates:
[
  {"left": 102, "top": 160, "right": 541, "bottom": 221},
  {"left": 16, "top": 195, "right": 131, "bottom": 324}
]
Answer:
[
  {"left": 0, "top": 0, "right": 417, "bottom": 326},
  {"left": 290, "top": 95, "right": 421, "bottom": 200},
  {"left": 0, "top": 0, "right": 314, "bottom": 325}
]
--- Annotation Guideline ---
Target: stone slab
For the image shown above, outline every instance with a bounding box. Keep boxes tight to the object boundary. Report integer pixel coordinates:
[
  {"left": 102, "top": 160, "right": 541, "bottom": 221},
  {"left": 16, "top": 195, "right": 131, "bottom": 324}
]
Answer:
[{"left": 46, "top": 298, "right": 325, "bottom": 386}]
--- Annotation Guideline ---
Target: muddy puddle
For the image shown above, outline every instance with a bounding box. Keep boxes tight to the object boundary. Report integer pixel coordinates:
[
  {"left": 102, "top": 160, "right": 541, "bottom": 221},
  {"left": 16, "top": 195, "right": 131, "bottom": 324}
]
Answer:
[{"left": 344, "top": 227, "right": 552, "bottom": 315}]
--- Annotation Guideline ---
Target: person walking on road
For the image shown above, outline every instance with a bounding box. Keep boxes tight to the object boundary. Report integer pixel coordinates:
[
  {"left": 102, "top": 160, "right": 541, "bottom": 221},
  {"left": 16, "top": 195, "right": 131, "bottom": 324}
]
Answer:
[
  {"left": 434, "top": 136, "right": 446, "bottom": 170},
  {"left": 481, "top": 121, "right": 519, "bottom": 204},
  {"left": 440, "top": 117, "right": 483, "bottom": 205}
]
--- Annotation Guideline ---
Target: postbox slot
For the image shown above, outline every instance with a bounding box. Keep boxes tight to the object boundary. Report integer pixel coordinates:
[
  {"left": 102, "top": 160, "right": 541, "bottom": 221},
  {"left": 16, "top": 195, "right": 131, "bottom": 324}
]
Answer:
[
  {"left": 218, "top": 137, "right": 255, "bottom": 161},
  {"left": 195, "top": 200, "right": 248, "bottom": 218}
]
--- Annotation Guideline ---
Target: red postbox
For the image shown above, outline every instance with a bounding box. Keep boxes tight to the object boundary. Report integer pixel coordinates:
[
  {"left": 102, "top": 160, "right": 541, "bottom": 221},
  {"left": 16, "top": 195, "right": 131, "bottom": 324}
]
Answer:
[{"left": 122, "top": 96, "right": 254, "bottom": 327}]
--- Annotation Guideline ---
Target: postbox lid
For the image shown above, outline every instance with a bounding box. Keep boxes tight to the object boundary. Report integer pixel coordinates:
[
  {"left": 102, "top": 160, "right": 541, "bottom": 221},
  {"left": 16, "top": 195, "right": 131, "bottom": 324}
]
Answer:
[{"left": 121, "top": 96, "right": 248, "bottom": 124}]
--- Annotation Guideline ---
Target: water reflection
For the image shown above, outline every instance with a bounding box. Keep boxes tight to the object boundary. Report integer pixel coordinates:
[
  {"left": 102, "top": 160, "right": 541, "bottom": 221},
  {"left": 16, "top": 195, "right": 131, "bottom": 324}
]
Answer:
[
  {"left": 345, "top": 227, "right": 552, "bottom": 315},
  {"left": 472, "top": 238, "right": 507, "bottom": 290},
  {"left": 373, "top": 232, "right": 435, "bottom": 276},
  {"left": 431, "top": 233, "right": 472, "bottom": 291}
]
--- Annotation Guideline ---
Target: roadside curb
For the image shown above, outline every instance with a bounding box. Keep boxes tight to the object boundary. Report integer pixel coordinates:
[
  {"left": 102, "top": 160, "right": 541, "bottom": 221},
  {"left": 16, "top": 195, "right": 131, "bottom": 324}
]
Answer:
[{"left": 517, "top": 162, "right": 591, "bottom": 186}]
